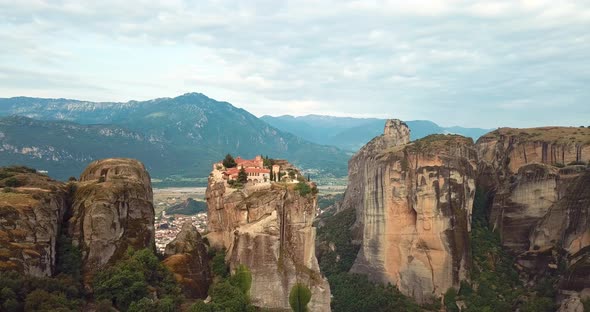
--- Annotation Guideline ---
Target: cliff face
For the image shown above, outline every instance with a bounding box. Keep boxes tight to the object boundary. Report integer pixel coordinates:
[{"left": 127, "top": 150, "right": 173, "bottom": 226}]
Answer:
[
  {"left": 342, "top": 120, "right": 477, "bottom": 303},
  {"left": 206, "top": 177, "right": 331, "bottom": 311},
  {"left": 0, "top": 167, "right": 68, "bottom": 276},
  {"left": 69, "top": 158, "right": 155, "bottom": 287},
  {"left": 163, "top": 221, "right": 211, "bottom": 299},
  {"left": 476, "top": 127, "right": 590, "bottom": 291}
]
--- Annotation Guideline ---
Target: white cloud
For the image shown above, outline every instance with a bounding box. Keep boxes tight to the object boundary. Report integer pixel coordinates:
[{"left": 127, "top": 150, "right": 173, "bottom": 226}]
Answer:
[{"left": 0, "top": 0, "right": 588, "bottom": 127}]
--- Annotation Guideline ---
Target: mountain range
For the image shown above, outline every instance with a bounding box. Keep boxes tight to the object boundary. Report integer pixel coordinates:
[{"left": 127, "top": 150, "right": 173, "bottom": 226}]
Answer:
[
  {"left": 261, "top": 115, "right": 490, "bottom": 151},
  {"left": 0, "top": 93, "right": 348, "bottom": 180},
  {"left": 0, "top": 93, "right": 490, "bottom": 182}
]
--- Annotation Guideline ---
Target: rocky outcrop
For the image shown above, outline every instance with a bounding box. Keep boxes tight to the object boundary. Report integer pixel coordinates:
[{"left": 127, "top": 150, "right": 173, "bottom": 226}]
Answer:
[
  {"left": 206, "top": 175, "right": 331, "bottom": 311},
  {"left": 0, "top": 167, "right": 68, "bottom": 276},
  {"left": 476, "top": 127, "right": 590, "bottom": 291},
  {"left": 69, "top": 158, "right": 155, "bottom": 287},
  {"left": 163, "top": 221, "right": 211, "bottom": 299},
  {"left": 342, "top": 119, "right": 477, "bottom": 303}
]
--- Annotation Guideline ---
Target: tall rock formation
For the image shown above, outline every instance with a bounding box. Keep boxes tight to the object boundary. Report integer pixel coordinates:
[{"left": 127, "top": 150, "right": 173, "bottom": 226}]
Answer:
[
  {"left": 163, "top": 221, "right": 212, "bottom": 299},
  {"left": 69, "top": 158, "right": 155, "bottom": 287},
  {"left": 476, "top": 127, "right": 590, "bottom": 291},
  {"left": 342, "top": 119, "right": 477, "bottom": 303},
  {"left": 0, "top": 167, "right": 68, "bottom": 276},
  {"left": 206, "top": 170, "right": 331, "bottom": 311}
]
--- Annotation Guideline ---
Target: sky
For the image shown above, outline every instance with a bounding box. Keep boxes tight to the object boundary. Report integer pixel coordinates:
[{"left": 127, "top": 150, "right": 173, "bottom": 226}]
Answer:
[{"left": 0, "top": 0, "right": 589, "bottom": 128}]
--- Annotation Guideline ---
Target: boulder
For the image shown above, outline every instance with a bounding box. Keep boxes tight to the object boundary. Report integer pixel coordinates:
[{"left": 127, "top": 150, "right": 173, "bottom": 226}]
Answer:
[
  {"left": 163, "top": 221, "right": 212, "bottom": 299},
  {"left": 0, "top": 167, "right": 68, "bottom": 276},
  {"left": 69, "top": 158, "right": 155, "bottom": 287}
]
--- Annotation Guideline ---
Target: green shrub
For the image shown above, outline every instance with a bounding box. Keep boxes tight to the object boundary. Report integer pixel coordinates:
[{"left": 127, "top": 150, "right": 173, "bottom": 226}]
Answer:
[
  {"left": 238, "top": 167, "right": 248, "bottom": 184},
  {"left": 56, "top": 235, "right": 82, "bottom": 280},
  {"left": 3, "top": 177, "right": 20, "bottom": 187},
  {"left": 0, "top": 263, "right": 84, "bottom": 311},
  {"left": 208, "top": 280, "right": 252, "bottom": 312},
  {"left": 93, "top": 248, "right": 182, "bottom": 311},
  {"left": 520, "top": 296, "right": 554, "bottom": 312},
  {"left": 294, "top": 182, "right": 312, "bottom": 197},
  {"left": 230, "top": 265, "right": 252, "bottom": 295},
  {"left": 329, "top": 273, "right": 421, "bottom": 312},
  {"left": 211, "top": 248, "right": 229, "bottom": 278},
  {"left": 24, "top": 289, "right": 78, "bottom": 312},
  {"left": 189, "top": 300, "right": 211, "bottom": 312},
  {"left": 223, "top": 154, "right": 237, "bottom": 168},
  {"left": 289, "top": 283, "right": 312, "bottom": 312},
  {"left": 95, "top": 299, "right": 115, "bottom": 312},
  {"left": 2, "top": 298, "right": 19, "bottom": 312},
  {"left": 444, "top": 288, "right": 459, "bottom": 312},
  {"left": 317, "top": 208, "right": 360, "bottom": 277}
]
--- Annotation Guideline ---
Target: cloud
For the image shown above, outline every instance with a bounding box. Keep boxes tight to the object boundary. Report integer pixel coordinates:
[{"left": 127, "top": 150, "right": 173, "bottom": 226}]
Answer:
[{"left": 0, "top": 0, "right": 589, "bottom": 127}]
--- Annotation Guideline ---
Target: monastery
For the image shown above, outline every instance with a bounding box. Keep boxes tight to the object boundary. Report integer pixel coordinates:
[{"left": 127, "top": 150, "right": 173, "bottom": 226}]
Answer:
[{"left": 213, "top": 155, "right": 286, "bottom": 185}]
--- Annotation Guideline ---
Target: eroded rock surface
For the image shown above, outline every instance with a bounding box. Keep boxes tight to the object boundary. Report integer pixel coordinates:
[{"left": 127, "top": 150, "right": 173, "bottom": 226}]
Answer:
[
  {"left": 163, "top": 221, "right": 211, "bottom": 299},
  {"left": 206, "top": 174, "right": 331, "bottom": 311},
  {"left": 0, "top": 167, "right": 68, "bottom": 276},
  {"left": 342, "top": 119, "right": 477, "bottom": 303},
  {"left": 476, "top": 127, "right": 590, "bottom": 291},
  {"left": 69, "top": 158, "right": 155, "bottom": 287}
]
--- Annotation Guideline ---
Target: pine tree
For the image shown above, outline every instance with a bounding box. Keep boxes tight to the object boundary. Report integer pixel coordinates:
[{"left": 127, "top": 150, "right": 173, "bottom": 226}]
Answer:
[
  {"left": 289, "top": 283, "right": 311, "bottom": 312},
  {"left": 238, "top": 167, "right": 248, "bottom": 184},
  {"left": 223, "top": 154, "right": 237, "bottom": 168}
]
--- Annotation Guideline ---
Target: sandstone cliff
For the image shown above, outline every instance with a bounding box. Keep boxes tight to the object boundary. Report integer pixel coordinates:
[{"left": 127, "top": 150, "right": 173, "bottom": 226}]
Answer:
[
  {"left": 476, "top": 127, "right": 590, "bottom": 292},
  {"left": 163, "top": 221, "right": 212, "bottom": 299},
  {"left": 206, "top": 174, "right": 331, "bottom": 311},
  {"left": 0, "top": 167, "right": 68, "bottom": 276},
  {"left": 342, "top": 119, "right": 477, "bottom": 303},
  {"left": 69, "top": 158, "right": 155, "bottom": 287}
]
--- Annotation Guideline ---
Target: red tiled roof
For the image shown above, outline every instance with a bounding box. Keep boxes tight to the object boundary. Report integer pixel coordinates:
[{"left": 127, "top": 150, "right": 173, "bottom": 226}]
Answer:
[
  {"left": 245, "top": 168, "right": 270, "bottom": 174},
  {"left": 223, "top": 167, "right": 269, "bottom": 175}
]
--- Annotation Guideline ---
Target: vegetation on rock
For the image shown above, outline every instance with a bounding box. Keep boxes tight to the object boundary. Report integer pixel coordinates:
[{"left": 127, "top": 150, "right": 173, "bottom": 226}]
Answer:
[
  {"left": 238, "top": 167, "right": 248, "bottom": 184},
  {"left": 222, "top": 154, "right": 237, "bottom": 168},
  {"left": 0, "top": 232, "right": 85, "bottom": 312},
  {"left": 93, "top": 248, "right": 182, "bottom": 311},
  {"left": 453, "top": 188, "right": 558, "bottom": 312},
  {"left": 189, "top": 249, "right": 255, "bottom": 312},
  {"left": 289, "top": 283, "right": 312, "bottom": 312}
]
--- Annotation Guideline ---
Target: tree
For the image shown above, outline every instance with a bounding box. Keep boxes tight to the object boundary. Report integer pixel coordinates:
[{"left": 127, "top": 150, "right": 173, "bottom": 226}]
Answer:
[
  {"left": 93, "top": 248, "right": 182, "bottom": 311},
  {"left": 238, "top": 167, "right": 248, "bottom": 184},
  {"left": 263, "top": 155, "right": 272, "bottom": 168},
  {"left": 289, "top": 283, "right": 311, "bottom": 312},
  {"left": 3, "top": 177, "right": 20, "bottom": 187},
  {"left": 223, "top": 154, "right": 237, "bottom": 168},
  {"left": 208, "top": 280, "right": 251, "bottom": 312},
  {"left": 294, "top": 182, "right": 312, "bottom": 197},
  {"left": 211, "top": 249, "right": 228, "bottom": 278},
  {"left": 230, "top": 265, "right": 252, "bottom": 295}
]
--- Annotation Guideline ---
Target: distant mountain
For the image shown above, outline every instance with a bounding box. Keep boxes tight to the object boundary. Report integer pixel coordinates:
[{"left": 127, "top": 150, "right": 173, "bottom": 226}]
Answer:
[
  {"left": 0, "top": 93, "right": 350, "bottom": 180},
  {"left": 0, "top": 116, "right": 179, "bottom": 179},
  {"left": 261, "top": 115, "right": 491, "bottom": 151}
]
